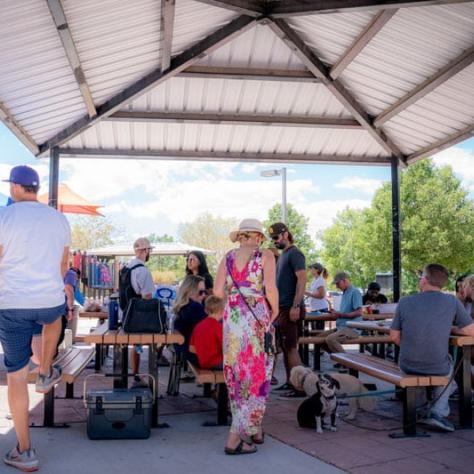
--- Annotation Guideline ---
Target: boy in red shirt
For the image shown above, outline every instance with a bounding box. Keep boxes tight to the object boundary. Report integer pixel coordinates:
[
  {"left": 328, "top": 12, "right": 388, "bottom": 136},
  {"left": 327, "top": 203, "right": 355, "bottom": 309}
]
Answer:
[{"left": 189, "top": 296, "right": 224, "bottom": 369}]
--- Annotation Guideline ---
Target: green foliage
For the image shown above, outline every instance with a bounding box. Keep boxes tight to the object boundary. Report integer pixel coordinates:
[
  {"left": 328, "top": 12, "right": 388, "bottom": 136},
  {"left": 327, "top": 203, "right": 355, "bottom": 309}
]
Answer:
[
  {"left": 264, "top": 203, "right": 318, "bottom": 264},
  {"left": 146, "top": 233, "right": 184, "bottom": 283},
  {"left": 178, "top": 213, "right": 239, "bottom": 272},
  {"left": 320, "top": 160, "right": 474, "bottom": 293},
  {"left": 70, "top": 216, "right": 121, "bottom": 250}
]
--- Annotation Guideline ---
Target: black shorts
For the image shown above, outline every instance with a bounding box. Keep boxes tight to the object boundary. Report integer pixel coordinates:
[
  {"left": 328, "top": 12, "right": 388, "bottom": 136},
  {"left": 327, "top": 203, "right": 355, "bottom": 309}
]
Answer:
[{"left": 275, "top": 306, "right": 305, "bottom": 351}]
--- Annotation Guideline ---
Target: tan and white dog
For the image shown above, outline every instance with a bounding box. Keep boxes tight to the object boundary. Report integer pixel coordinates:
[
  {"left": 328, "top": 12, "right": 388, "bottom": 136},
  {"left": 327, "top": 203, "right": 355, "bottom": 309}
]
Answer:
[{"left": 290, "top": 366, "right": 375, "bottom": 420}]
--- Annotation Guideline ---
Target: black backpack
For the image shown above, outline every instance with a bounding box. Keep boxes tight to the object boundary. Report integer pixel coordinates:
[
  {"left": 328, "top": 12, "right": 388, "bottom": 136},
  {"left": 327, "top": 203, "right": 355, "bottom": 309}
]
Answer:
[{"left": 118, "top": 263, "right": 144, "bottom": 311}]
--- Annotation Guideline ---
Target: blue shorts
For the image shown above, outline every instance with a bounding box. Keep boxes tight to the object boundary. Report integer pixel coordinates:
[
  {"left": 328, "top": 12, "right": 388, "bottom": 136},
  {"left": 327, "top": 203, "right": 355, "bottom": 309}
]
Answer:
[{"left": 0, "top": 304, "right": 65, "bottom": 373}]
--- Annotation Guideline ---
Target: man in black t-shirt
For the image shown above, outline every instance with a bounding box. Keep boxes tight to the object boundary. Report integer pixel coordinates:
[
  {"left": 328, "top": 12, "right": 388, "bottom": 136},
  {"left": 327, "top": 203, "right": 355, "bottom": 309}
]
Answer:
[
  {"left": 362, "top": 282, "right": 388, "bottom": 306},
  {"left": 269, "top": 222, "right": 306, "bottom": 398}
]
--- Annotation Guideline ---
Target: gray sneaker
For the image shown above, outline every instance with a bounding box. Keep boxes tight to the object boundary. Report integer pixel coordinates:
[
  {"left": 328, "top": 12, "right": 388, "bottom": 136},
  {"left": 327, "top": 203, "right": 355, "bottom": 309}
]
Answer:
[
  {"left": 3, "top": 445, "right": 39, "bottom": 472},
  {"left": 421, "top": 413, "right": 455, "bottom": 432},
  {"left": 35, "top": 364, "right": 62, "bottom": 394}
]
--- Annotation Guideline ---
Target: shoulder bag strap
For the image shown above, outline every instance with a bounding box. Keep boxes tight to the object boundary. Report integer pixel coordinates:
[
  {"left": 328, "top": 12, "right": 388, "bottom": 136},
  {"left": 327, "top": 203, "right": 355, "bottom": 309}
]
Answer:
[{"left": 225, "top": 251, "right": 263, "bottom": 329}]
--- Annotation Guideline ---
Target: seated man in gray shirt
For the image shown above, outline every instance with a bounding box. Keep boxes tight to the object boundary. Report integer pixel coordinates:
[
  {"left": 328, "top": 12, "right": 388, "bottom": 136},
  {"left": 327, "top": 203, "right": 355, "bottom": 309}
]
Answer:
[{"left": 390, "top": 263, "right": 474, "bottom": 432}]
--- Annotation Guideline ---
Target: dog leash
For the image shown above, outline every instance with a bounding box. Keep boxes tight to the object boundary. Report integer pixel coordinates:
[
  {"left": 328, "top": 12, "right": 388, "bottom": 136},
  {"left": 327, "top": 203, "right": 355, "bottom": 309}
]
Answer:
[{"left": 337, "top": 389, "right": 395, "bottom": 399}]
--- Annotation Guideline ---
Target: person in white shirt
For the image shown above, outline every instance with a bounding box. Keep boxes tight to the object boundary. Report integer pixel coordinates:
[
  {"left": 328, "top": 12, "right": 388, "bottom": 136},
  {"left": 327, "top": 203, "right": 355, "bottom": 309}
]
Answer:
[
  {"left": 305, "top": 263, "right": 329, "bottom": 329},
  {"left": 0, "top": 165, "right": 70, "bottom": 472}
]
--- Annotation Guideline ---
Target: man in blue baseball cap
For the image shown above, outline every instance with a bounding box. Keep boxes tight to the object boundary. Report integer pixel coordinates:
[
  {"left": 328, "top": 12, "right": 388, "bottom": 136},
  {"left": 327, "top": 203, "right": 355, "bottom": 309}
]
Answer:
[{"left": 0, "top": 165, "right": 71, "bottom": 471}]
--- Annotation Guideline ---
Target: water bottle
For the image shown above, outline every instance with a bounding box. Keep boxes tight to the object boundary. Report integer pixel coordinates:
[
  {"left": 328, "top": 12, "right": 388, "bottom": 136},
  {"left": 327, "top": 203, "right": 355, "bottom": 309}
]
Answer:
[
  {"left": 108, "top": 295, "right": 119, "bottom": 330},
  {"left": 167, "top": 311, "right": 175, "bottom": 334}
]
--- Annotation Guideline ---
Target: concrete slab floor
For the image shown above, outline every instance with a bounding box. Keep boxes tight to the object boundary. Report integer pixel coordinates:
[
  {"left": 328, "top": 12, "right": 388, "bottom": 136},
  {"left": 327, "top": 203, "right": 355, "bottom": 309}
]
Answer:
[{"left": 0, "top": 411, "right": 344, "bottom": 474}]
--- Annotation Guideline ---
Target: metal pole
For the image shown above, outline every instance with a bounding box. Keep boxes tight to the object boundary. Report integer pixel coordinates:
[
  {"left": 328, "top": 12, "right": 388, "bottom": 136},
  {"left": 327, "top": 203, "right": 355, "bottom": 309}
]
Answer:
[
  {"left": 391, "top": 156, "right": 401, "bottom": 302},
  {"left": 49, "top": 147, "right": 60, "bottom": 209},
  {"left": 281, "top": 167, "right": 287, "bottom": 224}
]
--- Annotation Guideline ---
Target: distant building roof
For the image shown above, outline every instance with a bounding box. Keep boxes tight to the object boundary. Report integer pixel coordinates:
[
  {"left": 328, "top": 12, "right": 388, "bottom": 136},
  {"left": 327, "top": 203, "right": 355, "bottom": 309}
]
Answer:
[{"left": 87, "top": 242, "right": 212, "bottom": 257}]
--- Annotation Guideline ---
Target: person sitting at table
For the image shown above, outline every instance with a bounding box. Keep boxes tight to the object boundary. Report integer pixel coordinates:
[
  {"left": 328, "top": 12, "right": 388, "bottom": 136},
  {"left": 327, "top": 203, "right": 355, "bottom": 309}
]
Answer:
[
  {"left": 173, "top": 275, "right": 207, "bottom": 370},
  {"left": 321, "top": 272, "right": 363, "bottom": 355},
  {"left": 362, "top": 282, "right": 388, "bottom": 306},
  {"left": 390, "top": 263, "right": 474, "bottom": 432},
  {"left": 189, "top": 295, "right": 224, "bottom": 370},
  {"left": 460, "top": 275, "right": 474, "bottom": 389},
  {"left": 305, "top": 263, "right": 329, "bottom": 330}
]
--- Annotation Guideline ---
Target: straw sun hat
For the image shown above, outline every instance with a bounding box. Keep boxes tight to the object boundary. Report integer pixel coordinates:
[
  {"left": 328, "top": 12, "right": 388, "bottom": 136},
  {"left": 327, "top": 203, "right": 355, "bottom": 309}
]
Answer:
[{"left": 229, "top": 218, "right": 267, "bottom": 243}]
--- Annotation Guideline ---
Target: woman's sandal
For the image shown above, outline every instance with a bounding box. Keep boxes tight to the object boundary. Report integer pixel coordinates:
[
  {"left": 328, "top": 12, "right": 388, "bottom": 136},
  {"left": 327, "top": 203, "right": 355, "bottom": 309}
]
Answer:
[
  {"left": 252, "top": 432, "right": 265, "bottom": 445},
  {"left": 224, "top": 440, "right": 257, "bottom": 455}
]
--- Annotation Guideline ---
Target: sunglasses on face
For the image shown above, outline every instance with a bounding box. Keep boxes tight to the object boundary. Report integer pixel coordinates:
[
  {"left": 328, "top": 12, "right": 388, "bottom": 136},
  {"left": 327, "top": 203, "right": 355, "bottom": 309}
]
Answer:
[
  {"left": 271, "top": 233, "right": 282, "bottom": 241},
  {"left": 198, "top": 290, "right": 207, "bottom": 296}
]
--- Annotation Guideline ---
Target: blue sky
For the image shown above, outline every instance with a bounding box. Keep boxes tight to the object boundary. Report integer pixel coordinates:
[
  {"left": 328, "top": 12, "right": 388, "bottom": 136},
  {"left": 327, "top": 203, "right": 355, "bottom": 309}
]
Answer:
[{"left": 1, "top": 122, "right": 474, "bottom": 243}]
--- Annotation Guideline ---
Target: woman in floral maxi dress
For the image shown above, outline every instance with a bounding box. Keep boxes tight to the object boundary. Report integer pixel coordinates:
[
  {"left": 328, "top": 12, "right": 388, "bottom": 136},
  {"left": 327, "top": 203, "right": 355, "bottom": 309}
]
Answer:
[{"left": 214, "top": 219, "right": 278, "bottom": 455}]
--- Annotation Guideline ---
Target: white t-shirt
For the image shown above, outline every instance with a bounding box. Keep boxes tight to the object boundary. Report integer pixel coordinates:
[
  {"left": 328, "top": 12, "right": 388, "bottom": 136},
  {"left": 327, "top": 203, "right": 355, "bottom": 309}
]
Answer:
[
  {"left": 127, "top": 257, "right": 155, "bottom": 297},
  {"left": 0, "top": 201, "right": 71, "bottom": 309},
  {"left": 308, "top": 276, "right": 328, "bottom": 311}
]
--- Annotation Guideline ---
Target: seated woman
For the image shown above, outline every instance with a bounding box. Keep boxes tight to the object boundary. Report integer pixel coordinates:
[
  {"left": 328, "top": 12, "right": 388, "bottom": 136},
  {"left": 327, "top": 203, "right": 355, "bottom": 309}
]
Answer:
[
  {"left": 172, "top": 275, "right": 207, "bottom": 363},
  {"left": 189, "top": 296, "right": 224, "bottom": 370}
]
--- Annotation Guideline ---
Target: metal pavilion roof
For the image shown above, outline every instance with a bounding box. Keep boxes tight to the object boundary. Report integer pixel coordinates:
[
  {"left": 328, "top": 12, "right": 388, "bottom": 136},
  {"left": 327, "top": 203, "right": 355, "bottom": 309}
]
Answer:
[{"left": 1, "top": 0, "right": 473, "bottom": 167}]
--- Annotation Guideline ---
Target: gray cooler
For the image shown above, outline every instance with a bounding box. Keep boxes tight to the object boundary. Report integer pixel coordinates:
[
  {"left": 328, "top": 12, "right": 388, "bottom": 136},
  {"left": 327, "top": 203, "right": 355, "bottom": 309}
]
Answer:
[{"left": 86, "top": 388, "right": 153, "bottom": 440}]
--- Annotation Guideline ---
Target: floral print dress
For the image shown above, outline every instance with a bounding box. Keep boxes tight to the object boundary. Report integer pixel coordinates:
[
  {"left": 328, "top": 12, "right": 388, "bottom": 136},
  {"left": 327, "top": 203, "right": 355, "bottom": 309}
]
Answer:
[{"left": 223, "top": 248, "right": 273, "bottom": 438}]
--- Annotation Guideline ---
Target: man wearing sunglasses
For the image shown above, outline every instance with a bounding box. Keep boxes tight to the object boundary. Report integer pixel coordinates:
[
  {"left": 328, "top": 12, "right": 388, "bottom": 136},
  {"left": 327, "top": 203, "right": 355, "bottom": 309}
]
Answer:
[
  {"left": 269, "top": 222, "right": 306, "bottom": 398},
  {"left": 124, "top": 237, "right": 155, "bottom": 387}
]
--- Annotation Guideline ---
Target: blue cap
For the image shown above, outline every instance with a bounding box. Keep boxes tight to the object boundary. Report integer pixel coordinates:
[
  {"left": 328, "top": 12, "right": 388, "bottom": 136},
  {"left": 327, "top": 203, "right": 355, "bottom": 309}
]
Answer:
[{"left": 2, "top": 165, "right": 40, "bottom": 186}]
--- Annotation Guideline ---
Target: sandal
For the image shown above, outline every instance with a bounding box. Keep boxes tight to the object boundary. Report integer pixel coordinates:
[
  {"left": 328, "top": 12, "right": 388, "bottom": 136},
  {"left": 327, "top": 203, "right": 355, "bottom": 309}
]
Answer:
[
  {"left": 224, "top": 440, "right": 257, "bottom": 455},
  {"left": 252, "top": 432, "right": 265, "bottom": 445}
]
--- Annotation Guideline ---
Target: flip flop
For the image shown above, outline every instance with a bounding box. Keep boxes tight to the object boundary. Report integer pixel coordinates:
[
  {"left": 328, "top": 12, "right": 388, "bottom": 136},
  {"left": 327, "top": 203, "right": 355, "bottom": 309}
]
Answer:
[
  {"left": 224, "top": 440, "right": 257, "bottom": 455},
  {"left": 252, "top": 432, "right": 265, "bottom": 445}
]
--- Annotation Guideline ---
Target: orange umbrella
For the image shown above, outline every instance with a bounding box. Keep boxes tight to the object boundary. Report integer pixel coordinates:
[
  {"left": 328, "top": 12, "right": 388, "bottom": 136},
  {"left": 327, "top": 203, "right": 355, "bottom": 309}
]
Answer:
[{"left": 38, "top": 183, "right": 103, "bottom": 216}]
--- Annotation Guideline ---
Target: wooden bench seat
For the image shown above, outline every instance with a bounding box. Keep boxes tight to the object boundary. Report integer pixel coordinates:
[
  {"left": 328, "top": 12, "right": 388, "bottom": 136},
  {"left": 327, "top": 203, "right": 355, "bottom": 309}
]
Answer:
[
  {"left": 28, "top": 345, "right": 95, "bottom": 427},
  {"left": 298, "top": 335, "right": 392, "bottom": 370},
  {"left": 331, "top": 352, "right": 449, "bottom": 437},
  {"left": 188, "top": 362, "right": 228, "bottom": 426}
]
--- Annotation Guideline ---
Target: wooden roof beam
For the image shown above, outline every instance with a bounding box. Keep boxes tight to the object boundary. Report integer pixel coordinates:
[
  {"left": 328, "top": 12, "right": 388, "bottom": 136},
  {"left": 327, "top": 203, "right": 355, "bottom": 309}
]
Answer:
[
  {"left": 266, "top": 1, "right": 473, "bottom": 18},
  {"left": 407, "top": 124, "right": 474, "bottom": 163},
  {"left": 375, "top": 46, "right": 474, "bottom": 126},
  {"left": 37, "top": 15, "right": 257, "bottom": 156},
  {"left": 46, "top": 0, "right": 96, "bottom": 118},
  {"left": 57, "top": 147, "right": 390, "bottom": 166},
  {"left": 268, "top": 18, "right": 405, "bottom": 161},
  {"left": 160, "top": 0, "right": 176, "bottom": 71},
  {"left": 180, "top": 65, "right": 320, "bottom": 82},
  {"left": 330, "top": 10, "right": 398, "bottom": 79},
  {"left": 107, "top": 111, "right": 362, "bottom": 129},
  {"left": 193, "top": 0, "right": 264, "bottom": 16}
]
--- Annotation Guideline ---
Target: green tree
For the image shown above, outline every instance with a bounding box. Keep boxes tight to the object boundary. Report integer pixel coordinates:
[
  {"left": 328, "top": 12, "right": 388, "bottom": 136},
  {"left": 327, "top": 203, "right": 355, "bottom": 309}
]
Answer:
[
  {"left": 70, "top": 216, "right": 120, "bottom": 250},
  {"left": 146, "top": 233, "right": 184, "bottom": 282},
  {"left": 320, "top": 160, "right": 474, "bottom": 293},
  {"left": 264, "top": 203, "right": 318, "bottom": 262},
  {"left": 179, "top": 213, "right": 239, "bottom": 272}
]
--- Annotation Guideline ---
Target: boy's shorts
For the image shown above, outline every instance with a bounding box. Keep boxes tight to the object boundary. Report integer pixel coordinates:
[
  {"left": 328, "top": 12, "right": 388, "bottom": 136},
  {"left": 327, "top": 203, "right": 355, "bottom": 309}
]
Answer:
[{"left": 0, "top": 304, "right": 65, "bottom": 373}]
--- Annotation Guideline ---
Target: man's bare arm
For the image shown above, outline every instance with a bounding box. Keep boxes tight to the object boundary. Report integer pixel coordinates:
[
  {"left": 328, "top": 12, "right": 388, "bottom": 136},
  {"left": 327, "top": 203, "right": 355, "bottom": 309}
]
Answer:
[{"left": 390, "top": 329, "right": 401, "bottom": 346}]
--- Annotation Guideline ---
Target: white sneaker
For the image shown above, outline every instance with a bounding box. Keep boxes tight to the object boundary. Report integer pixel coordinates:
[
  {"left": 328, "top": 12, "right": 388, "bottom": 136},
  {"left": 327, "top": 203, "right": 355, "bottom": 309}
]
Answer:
[
  {"left": 3, "top": 445, "right": 39, "bottom": 472},
  {"left": 421, "top": 413, "right": 455, "bottom": 432}
]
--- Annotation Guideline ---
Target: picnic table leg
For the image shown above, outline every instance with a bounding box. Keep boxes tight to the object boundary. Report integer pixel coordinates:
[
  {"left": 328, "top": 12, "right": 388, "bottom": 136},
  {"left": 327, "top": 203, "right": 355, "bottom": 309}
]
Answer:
[
  {"left": 43, "top": 389, "right": 55, "bottom": 428},
  {"left": 94, "top": 343, "right": 102, "bottom": 371},
  {"left": 217, "top": 383, "right": 229, "bottom": 425},
  {"left": 148, "top": 343, "right": 168, "bottom": 428},
  {"left": 389, "top": 387, "right": 429, "bottom": 438},
  {"left": 456, "top": 346, "right": 472, "bottom": 429},
  {"left": 313, "top": 345, "right": 321, "bottom": 371},
  {"left": 113, "top": 344, "right": 126, "bottom": 389}
]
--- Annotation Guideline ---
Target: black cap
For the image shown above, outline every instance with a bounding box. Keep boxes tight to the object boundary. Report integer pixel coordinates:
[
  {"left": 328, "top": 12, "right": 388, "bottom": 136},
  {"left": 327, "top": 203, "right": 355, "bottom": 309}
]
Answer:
[
  {"left": 268, "top": 222, "right": 288, "bottom": 237},
  {"left": 367, "top": 282, "right": 381, "bottom": 291}
]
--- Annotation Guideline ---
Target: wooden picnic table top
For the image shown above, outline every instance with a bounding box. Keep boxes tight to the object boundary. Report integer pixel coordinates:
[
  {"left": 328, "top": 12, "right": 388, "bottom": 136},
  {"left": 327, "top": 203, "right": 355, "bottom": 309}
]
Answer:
[
  {"left": 304, "top": 312, "right": 338, "bottom": 322},
  {"left": 362, "top": 313, "right": 394, "bottom": 320},
  {"left": 84, "top": 325, "right": 184, "bottom": 345},
  {"left": 79, "top": 311, "right": 108, "bottom": 319},
  {"left": 347, "top": 321, "right": 474, "bottom": 346}
]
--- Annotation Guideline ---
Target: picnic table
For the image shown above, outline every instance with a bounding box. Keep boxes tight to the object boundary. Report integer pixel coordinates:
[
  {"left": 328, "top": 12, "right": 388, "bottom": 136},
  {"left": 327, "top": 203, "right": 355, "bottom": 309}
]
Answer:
[
  {"left": 79, "top": 311, "right": 108, "bottom": 321},
  {"left": 84, "top": 326, "right": 184, "bottom": 427},
  {"left": 300, "top": 313, "right": 338, "bottom": 363},
  {"left": 347, "top": 321, "right": 473, "bottom": 428},
  {"left": 362, "top": 312, "right": 394, "bottom": 321}
]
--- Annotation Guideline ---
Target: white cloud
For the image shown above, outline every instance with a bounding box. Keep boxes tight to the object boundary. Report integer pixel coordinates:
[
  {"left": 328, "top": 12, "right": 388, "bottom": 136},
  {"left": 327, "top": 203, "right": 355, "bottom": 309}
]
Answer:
[
  {"left": 433, "top": 147, "right": 474, "bottom": 189},
  {"left": 334, "top": 176, "right": 384, "bottom": 195}
]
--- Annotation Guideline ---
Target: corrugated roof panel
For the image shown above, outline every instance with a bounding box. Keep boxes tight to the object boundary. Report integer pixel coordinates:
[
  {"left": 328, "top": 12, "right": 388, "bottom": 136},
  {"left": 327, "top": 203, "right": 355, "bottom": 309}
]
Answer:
[
  {"left": 172, "top": 0, "right": 237, "bottom": 57},
  {"left": 287, "top": 11, "right": 379, "bottom": 66},
  {"left": 66, "top": 120, "right": 387, "bottom": 159},
  {"left": 382, "top": 63, "right": 474, "bottom": 155},
  {"left": 340, "top": 3, "right": 474, "bottom": 116},
  {"left": 62, "top": 0, "right": 162, "bottom": 105},
  {"left": 196, "top": 24, "right": 306, "bottom": 69},
  {"left": 127, "top": 77, "right": 352, "bottom": 117},
  {"left": 0, "top": 0, "right": 86, "bottom": 144}
]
